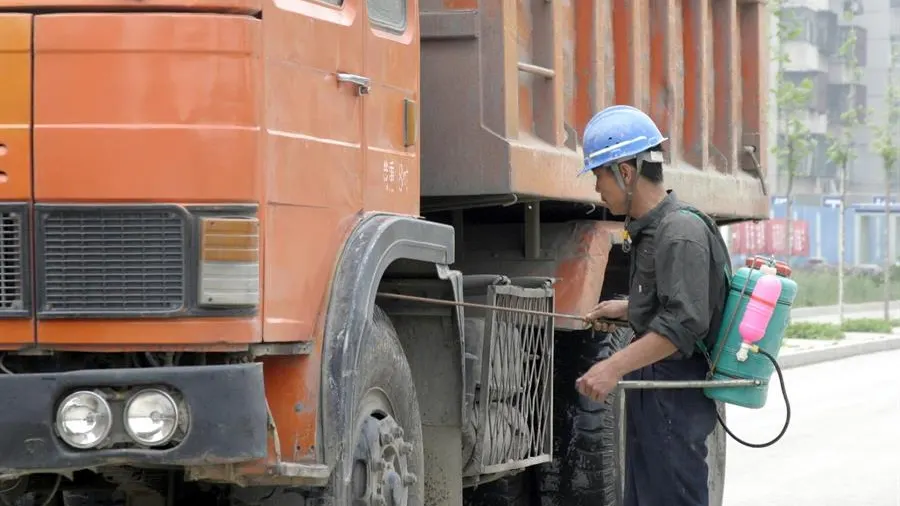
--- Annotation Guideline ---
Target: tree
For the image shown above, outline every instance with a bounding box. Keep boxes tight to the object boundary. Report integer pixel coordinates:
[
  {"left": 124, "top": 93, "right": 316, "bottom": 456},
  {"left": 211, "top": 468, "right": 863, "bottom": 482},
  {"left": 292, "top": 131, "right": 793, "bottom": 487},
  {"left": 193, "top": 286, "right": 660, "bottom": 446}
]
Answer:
[
  {"left": 825, "top": 6, "right": 865, "bottom": 324},
  {"left": 872, "top": 42, "right": 900, "bottom": 321},
  {"left": 771, "top": 0, "right": 815, "bottom": 265}
]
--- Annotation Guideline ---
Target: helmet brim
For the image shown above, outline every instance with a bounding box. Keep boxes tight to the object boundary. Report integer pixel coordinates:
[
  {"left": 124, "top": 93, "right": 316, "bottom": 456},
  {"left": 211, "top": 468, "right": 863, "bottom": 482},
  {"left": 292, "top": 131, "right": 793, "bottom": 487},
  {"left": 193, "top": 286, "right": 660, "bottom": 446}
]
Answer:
[{"left": 578, "top": 136, "right": 668, "bottom": 176}]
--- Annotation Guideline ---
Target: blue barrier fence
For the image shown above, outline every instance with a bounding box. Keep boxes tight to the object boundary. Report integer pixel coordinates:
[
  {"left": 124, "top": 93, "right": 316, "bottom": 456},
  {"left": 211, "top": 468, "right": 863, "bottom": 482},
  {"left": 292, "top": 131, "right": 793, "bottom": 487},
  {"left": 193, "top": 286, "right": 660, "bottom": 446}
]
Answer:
[{"left": 748, "top": 200, "right": 900, "bottom": 266}]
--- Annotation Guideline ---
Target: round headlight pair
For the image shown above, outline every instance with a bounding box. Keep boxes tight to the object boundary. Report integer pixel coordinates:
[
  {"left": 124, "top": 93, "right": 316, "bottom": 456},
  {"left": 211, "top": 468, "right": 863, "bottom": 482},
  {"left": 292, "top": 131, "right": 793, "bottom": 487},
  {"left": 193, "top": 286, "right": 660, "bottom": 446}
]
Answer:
[{"left": 56, "top": 389, "right": 179, "bottom": 449}]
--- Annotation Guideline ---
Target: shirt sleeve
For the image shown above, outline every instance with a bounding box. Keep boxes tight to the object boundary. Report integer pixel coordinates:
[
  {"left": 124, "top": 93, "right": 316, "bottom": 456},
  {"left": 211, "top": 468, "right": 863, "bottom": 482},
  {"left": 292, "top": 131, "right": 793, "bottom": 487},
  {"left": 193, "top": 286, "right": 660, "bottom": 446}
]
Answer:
[{"left": 646, "top": 236, "right": 712, "bottom": 358}]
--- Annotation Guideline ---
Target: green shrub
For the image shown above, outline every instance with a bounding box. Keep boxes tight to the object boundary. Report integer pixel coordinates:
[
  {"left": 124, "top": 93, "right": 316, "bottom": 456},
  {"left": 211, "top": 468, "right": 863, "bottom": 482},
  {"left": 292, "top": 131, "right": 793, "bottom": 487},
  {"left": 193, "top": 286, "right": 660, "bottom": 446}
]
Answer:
[
  {"left": 783, "top": 322, "right": 844, "bottom": 340},
  {"left": 786, "top": 270, "right": 900, "bottom": 307},
  {"left": 840, "top": 318, "right": 895, "bottom": 333}
]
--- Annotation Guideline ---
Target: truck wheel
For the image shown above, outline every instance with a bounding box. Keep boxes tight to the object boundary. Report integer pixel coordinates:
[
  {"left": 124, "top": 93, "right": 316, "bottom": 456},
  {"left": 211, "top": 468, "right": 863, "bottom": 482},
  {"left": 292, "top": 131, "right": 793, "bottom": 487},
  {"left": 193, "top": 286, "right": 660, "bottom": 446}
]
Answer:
[
  {"left": 532, "top": 326, "right": 632, "bottom": 506},
  {"left": 325, "top": 306, "right": 425, "bottom": 506},
  {"left": 463, "top": 472, "right": 530, "bottom": 506}
]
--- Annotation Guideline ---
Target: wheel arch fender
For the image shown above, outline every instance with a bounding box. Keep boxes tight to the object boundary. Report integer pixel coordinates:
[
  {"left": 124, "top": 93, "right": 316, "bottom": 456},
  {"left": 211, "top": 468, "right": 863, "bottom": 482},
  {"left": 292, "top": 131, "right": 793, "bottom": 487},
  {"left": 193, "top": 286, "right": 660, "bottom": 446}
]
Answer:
[{"left": 319, "top": 213, "right": 464, "bottom": 471}]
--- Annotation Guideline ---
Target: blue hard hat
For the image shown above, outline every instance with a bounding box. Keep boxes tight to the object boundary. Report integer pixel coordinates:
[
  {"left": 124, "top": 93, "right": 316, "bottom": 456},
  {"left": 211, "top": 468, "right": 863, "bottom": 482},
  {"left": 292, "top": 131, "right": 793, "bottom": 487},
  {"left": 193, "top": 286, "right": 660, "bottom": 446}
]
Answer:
[{"left": 579, "top": 105, "right": 667, "bottom": 175}]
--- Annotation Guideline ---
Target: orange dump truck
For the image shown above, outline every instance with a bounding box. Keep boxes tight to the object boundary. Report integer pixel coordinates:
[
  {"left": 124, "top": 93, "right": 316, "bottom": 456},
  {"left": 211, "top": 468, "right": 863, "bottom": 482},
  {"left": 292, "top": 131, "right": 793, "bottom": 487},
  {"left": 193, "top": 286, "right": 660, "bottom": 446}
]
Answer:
[{"left": 0, "top": 1, "right": 768, "bottom": 505}]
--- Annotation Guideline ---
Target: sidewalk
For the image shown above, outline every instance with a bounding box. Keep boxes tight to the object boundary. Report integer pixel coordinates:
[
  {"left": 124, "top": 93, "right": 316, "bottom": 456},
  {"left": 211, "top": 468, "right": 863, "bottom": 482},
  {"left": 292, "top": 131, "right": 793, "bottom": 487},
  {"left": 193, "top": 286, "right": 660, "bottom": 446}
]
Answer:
[
  {"left": 791, "top": 300, "right": 900, "bottom": 324},
  {"left": 778, "top": 301, "right": 900, "bottom": 369}
]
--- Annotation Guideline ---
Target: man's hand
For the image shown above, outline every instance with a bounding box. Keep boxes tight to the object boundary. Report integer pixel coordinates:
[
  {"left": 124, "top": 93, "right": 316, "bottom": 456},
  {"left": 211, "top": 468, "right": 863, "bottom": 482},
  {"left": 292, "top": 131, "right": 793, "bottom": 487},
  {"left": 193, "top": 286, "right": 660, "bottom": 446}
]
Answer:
[
  {"left": 575, "top": 333, "right": 678, "bottom": 403},
  {"left": 584, "top": 299, "right": 628, "bottom": 332},
  {"left": 575, "top": 360, "right": 622, "bottom": 403}
]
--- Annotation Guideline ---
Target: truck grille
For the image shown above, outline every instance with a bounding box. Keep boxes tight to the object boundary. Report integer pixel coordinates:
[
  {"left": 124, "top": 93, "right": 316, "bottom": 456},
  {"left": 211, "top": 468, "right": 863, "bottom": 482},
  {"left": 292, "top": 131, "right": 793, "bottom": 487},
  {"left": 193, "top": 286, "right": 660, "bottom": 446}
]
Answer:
[
  {"left": 37, "top": 207, "right": 187, "bottom": 316},
  {"left": 0, "top": 208, "right": 27, "bottom": 314},
  {"left": 466, "top": 282, "right": 555, "bottom": 475}
]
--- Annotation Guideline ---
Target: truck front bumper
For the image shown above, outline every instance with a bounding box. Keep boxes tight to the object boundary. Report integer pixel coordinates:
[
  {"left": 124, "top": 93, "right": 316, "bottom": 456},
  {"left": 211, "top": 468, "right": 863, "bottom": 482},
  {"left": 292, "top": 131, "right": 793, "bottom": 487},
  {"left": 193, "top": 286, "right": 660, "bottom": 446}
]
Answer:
[{"left": 0, "top": 363, "right": 268, "bottom": 474}]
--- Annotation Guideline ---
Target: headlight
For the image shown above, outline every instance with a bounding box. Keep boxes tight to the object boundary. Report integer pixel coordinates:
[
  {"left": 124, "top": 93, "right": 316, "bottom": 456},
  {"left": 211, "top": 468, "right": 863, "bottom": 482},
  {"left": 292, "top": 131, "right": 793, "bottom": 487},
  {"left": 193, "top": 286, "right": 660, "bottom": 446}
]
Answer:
[
  {"left": 197, "top": 216, "right": 260, "bottom": 308},
  {"left": 124, "top": 389, "right": 180, "bottom": 446},
  {"left": 56, "top": 391, "right": 113, "bottom": 449}
]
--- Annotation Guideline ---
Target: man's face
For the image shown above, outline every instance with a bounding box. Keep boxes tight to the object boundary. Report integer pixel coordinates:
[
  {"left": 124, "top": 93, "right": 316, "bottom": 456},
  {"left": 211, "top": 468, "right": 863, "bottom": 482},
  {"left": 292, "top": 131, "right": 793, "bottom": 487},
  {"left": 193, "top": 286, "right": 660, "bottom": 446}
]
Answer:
[{"left": 591, "top": 163, "right": 630, "bottom": 215}]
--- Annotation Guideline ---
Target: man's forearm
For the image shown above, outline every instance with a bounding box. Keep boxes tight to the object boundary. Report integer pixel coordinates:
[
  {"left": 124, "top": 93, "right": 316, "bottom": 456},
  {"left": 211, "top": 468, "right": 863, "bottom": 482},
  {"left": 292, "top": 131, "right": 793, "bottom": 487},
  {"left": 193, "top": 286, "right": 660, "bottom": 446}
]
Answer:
[{"left": 605, "top": 332, "right": 677, "bottom": 377}]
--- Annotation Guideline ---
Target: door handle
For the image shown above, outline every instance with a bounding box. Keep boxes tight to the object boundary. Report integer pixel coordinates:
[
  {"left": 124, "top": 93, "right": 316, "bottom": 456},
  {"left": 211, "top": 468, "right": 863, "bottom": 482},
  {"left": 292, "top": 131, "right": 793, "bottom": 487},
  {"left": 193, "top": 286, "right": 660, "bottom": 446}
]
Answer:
[{"left": 336, "top": 72, "right": 372, "bottom": 96}]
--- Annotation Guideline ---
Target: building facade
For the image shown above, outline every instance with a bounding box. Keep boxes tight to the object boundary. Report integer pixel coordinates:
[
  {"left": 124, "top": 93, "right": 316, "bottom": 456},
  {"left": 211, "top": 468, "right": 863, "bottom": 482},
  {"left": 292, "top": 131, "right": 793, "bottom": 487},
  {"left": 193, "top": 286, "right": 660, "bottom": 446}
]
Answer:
[{"left": 763, "top": 0, "right": 900, "bottom": 267}]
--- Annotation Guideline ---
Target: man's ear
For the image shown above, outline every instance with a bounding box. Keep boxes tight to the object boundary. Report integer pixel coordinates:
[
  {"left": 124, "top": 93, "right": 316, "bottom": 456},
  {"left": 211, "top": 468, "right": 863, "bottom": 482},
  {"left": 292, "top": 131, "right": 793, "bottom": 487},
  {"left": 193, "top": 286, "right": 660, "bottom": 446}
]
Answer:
[{"left": 618, "top": 162, "right": 634, "bottom": 186}]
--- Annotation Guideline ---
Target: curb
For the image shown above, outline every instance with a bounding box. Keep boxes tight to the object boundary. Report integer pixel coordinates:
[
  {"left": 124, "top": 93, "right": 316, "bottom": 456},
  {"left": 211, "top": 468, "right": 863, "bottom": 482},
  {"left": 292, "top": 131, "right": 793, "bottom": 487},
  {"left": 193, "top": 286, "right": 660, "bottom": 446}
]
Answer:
[
  {"left": 791, "top": 301, "right": 900, "bottom": 319},
  {"left": 778, "top": 335, "right": 900, "bottom": 369}
]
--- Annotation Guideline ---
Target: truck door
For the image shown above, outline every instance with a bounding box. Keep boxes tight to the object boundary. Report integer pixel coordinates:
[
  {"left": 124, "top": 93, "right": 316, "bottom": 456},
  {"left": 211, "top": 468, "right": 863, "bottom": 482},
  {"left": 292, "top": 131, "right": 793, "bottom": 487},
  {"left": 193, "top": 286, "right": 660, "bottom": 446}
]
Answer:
[
  {"left": 362, "top": 0, "right": 419, "bottom": 216},
  {"left": 0, "top": 14, "right": 35, "bottom": 345},
  {"left": 262, "top": 0, "right": 367, "bottom": 342}
]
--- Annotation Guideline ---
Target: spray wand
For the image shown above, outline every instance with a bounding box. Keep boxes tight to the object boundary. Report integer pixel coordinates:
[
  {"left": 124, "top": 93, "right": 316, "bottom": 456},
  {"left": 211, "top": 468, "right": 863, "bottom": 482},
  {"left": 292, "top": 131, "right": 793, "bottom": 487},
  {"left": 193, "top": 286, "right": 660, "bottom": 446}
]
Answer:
[{"left": 378, "top": 290, "right": 791, "bottom": 447}]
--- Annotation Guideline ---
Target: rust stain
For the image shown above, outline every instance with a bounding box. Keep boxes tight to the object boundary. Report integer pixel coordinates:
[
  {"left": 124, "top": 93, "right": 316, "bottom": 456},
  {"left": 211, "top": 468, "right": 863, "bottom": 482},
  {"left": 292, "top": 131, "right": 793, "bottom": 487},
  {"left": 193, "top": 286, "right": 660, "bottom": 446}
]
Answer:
[
  {"left": 561, "top": 0, "right": 576, "bottom": 130},
  {"left": 553, "top": 221, "right": 623, "bottom": 330},
  {"left": 649, "top": 0, "right": 670, "bottom": 141},
  {"left": 443, "top": 0, "right": 477, "bottom": 9},
  {"left": 681, "top": 0, "right": 711, "bottom": 169},
  {"left": 519, "top": 84, "right": 534, "bottom": 135},
  {"left": 712, "top": 0, "right": 739, "bottom": 173},
  {"left": 573, "top": 1, "right": 594, "bottom": 135},
  {"left": 612, "top": 0, "right": 634, "bottom": 106},
  {"left": 739, "top": 1, "right": 767, "bottom": 177}
]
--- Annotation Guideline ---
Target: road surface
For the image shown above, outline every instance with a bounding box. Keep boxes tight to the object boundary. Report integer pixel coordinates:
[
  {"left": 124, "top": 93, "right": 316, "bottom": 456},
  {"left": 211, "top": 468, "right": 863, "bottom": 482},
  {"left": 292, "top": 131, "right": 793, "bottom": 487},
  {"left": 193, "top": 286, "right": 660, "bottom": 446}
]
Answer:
[{"left": 722, "top": 349, "right": 900, "bottom": 506}]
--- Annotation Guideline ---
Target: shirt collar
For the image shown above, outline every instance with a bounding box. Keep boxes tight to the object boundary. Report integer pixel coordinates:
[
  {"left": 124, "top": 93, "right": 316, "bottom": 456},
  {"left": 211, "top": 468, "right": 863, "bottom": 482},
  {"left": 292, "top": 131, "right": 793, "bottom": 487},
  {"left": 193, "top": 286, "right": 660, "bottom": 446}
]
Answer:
[{"left": 625, "top": 190, "right": 679, "bottom": 238}]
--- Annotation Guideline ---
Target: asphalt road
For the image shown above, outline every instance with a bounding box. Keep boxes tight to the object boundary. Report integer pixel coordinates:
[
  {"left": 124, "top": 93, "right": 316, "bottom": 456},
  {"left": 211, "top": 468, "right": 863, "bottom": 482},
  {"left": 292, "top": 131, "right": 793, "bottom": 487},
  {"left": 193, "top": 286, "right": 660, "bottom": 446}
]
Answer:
[{"left": 721, "top": 349, "right": 900, "bottom": 506}]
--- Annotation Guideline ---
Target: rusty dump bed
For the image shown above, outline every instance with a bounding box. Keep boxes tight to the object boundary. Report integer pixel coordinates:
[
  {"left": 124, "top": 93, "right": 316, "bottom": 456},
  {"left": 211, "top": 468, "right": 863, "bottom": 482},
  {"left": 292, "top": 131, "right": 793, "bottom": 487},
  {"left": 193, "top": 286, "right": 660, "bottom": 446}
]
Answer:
[
  {"left": 419, "top": 0, "right": 770, "bottom": 221},
  {"left": 0, "top": 0, "right": 259, "bottom": 12}
]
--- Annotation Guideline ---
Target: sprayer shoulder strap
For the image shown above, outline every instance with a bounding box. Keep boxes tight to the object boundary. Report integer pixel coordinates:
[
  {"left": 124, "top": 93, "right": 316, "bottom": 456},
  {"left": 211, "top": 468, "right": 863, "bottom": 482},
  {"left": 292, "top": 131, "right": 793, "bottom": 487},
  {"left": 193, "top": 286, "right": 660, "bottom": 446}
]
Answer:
[
  {"left": 673, "top": 208, "right": 732, "bottom": 279},
  {"left": 658, "top": 208, "right": 733, "bottom": 359}
]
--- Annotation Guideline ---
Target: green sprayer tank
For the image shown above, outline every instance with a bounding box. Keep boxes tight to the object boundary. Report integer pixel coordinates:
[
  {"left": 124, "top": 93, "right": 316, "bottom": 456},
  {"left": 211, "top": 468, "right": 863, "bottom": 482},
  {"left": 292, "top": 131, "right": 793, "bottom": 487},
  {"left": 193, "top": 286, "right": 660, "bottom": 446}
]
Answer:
[{"left": 704, "top": 258, "right": 798, "bottom": 409}]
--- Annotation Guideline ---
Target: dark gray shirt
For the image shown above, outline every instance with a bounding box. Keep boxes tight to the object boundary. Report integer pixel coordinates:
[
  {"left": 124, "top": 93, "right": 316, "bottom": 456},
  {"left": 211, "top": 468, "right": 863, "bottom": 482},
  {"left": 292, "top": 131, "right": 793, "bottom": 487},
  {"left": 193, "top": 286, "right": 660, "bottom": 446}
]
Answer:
[{"left": 625, "top": 191, "right": 730, "bottom": 359}]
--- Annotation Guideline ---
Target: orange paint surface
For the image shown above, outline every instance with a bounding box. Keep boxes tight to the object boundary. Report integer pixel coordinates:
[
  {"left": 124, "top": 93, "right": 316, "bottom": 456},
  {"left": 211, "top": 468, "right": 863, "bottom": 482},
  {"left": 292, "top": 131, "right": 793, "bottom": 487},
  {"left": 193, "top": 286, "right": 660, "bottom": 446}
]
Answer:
[
  {"left": 0, "top": 14, "right": 33, "bottom": 201},
  {"left": 33, "top": 14, "right": 261, "bottom": 202}
]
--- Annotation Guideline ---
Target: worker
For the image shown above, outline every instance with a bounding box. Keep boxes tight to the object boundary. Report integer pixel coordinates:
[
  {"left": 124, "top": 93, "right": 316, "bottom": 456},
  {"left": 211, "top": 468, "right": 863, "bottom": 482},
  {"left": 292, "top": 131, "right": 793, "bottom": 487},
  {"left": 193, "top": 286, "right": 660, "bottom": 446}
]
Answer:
[{"left": 574, "top": 105, "right": 732, "bottom": 506}]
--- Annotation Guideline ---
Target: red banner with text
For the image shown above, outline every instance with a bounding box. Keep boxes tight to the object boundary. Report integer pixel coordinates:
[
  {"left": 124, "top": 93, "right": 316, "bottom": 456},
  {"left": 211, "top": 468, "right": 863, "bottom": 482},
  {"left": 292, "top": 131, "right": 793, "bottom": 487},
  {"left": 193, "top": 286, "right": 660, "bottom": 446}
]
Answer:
[{"left": 730, "top": 219, "right": 809, "bottom": 256}]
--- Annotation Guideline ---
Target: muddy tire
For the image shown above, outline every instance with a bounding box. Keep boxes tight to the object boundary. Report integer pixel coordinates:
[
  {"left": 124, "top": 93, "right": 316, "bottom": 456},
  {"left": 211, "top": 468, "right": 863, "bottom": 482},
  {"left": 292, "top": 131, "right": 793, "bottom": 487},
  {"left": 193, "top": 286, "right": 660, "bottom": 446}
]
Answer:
[
  {"left": 462, "top": 473, "right": 530, "bottom": 506},
  {"left": 463, "top": 325, "right": 726, "bottom": 506},
  {"left": 464, "top": 327, "right": 630, "bottom": 506},
  {"left": 531, "top": 326, "right": 631, "bottom": 506},
  {"left": 321, "top": 306, "right": 425, "bottom": 506}
]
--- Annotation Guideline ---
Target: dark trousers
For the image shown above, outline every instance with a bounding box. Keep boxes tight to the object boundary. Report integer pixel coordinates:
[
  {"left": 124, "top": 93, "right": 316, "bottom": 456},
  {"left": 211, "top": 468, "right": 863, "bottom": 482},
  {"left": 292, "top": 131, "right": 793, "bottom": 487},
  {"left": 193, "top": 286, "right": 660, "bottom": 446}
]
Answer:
[{"left": 623, "top": 356, "right": 718, "bottom": 506}]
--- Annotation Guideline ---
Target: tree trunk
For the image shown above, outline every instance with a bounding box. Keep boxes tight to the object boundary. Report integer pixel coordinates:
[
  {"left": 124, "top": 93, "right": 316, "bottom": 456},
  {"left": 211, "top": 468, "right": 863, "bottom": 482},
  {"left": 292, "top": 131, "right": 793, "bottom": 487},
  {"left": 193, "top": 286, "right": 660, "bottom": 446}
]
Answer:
[
  {"left": 838, "top": 161, "right": 847, "bottom": 323},
  {"left": 786, "top": 198, "right": 794, "bottom": 264},
  {"left": 885, "top": 173, "right": 892, "bottom": 321},
  {"left": 785, "top": 143, "right": 795, "bottom": 265}
]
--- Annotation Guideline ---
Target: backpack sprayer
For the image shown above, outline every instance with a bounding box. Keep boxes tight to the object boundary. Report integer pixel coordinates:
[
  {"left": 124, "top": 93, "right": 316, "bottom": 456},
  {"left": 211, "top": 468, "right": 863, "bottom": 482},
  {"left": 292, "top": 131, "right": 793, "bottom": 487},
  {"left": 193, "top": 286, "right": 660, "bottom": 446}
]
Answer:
[{"left": 378, "top": 255, "right": 797, "bottom": 502}]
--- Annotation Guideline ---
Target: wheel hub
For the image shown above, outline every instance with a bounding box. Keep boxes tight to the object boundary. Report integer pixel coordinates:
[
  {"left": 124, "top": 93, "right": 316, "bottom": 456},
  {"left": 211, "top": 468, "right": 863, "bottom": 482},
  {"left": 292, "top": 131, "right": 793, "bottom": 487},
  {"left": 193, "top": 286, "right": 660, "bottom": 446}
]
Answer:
[{"left": 351, "top": 414, "right": 417, "bottom": 506}]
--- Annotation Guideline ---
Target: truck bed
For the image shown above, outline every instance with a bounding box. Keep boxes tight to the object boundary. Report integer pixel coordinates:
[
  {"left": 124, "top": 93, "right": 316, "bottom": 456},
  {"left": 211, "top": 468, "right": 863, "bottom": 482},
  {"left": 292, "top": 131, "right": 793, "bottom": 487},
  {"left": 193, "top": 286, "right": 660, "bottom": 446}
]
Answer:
[{"left": 419, "top": 0, "right": 770, "bottom": 221}]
